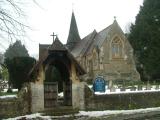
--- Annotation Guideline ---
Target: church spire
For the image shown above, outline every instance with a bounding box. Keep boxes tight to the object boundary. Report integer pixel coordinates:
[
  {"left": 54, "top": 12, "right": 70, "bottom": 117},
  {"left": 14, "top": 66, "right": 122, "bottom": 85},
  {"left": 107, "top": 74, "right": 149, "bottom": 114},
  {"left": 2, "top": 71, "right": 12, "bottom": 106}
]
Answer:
[{"left": 66, "top": 11, "right": 81, "bottom": 50}]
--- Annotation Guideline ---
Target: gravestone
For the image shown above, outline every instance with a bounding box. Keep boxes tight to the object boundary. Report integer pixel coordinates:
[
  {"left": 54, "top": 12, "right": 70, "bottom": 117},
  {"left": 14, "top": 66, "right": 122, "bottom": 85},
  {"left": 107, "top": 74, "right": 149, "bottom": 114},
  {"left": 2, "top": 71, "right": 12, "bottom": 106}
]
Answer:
[
  {"left": 110, "top": 86, "right": 116, "bottom": 92},
  {"left": 146, "top": 82, "right": 151, "bottom": 90},
  {"left": 120, "top": 86, "right": 125, "bottom": 91},
  {"left": 156, "top": 85, "right": 159, "bottom": 90},
  {"left": 93, "top": 76, "right": 106, "bottom": 92},
  {"left": 138, "top": 85, "right": 142, "bottom": 91},
  {"left": 130, "top": 86, "right": 136, "bottom": 91}
]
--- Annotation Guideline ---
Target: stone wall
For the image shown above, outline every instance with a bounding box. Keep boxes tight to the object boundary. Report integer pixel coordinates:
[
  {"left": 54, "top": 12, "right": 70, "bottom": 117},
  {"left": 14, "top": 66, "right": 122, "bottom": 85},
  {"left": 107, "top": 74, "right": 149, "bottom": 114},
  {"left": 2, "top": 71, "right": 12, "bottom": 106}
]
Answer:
[
  {"left": 0, "top": 98, "right": 29, "bottom": 119},
  {"left": 72, "top": 82, "right": 85, "bottom": 110},
  {"left": 30, "top": 82, "right": 44, "bottom": 112},
  {"left": 85, "top": 91, "right": 160, "bottom": 110},
  {"left": 0, "top": 85, "right": 30, "bottom": 119}
]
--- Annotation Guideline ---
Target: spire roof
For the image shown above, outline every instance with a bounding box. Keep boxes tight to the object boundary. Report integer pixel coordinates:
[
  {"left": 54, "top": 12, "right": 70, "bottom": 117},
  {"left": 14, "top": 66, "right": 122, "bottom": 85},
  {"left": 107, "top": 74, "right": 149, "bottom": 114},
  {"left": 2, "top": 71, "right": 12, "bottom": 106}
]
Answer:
[{"left": 66, "top": 12, "right": 81, "bottom": 50}]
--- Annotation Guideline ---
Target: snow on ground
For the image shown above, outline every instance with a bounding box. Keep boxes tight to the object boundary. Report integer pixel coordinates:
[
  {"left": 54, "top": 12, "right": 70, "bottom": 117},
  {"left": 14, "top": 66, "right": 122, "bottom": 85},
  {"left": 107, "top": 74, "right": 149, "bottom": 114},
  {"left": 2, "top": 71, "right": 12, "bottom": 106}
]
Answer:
[
  {"left": 0, "top": 89, "right": 18, "bottom": 99},
  {"left": 2, "top": 89, "right": 18, "bottom": 93},
  {"left": 88, "top": 85, "right": 92, "bottom": 89},
  {"left": 58, "top": 92, "right": 63, "bottom": 98},
  {"left": 88, "top": 84, "right": 160, "bottom": 95},
  {"left": 95, "top": 89, "right": 160, "bottom": 95},
  {"left": 5, "top": 107, "right": 160, "bottom": 119},
  {"left": 77, "top": 107, "right": 160, "bottom": 117},
  {"left": 4, "top": 113, "right": 52, "bottom": 120},
  {"left": 0, "top": 95, "right": 17, "bottom": 99},
  {"left": 12, "top": 89, "right": 18, "bottom": 92}
]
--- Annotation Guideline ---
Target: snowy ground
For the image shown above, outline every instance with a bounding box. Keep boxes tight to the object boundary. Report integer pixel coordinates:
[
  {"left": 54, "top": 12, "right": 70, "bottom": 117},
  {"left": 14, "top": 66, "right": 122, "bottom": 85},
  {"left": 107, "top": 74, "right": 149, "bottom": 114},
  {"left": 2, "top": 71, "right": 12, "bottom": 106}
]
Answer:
[
  {"left": 0, "top": 89, "right": 18, "bottom": 99},
  {"left": 2, "top": 89, "right": 18, "bottom": 93},
  {"left": 0, "top": 94, "right": 17, "bottom": 99},
  {"left": 95, "top": 88, "right": 160, "bottom": 95},
  {"left": 4, "top": 107, "right": 160, "bottom": 120},
  {"left": 4, "top": 113, "right": 51, "bottom": 120},
  {"left": 88, "top": 85, "right": 160, "bottom": 95},
  {"left": 77, "top": 107, "right": 160, "bottom": 117}
]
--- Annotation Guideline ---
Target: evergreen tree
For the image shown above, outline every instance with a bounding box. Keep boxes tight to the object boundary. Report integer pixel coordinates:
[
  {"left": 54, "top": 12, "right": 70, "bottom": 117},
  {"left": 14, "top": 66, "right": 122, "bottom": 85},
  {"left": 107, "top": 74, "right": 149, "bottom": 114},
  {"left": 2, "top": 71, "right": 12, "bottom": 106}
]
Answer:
[
  {"left": 4, "top": 41, "right": 33, "bottom": 90},
  {"left": 5, "top": 57, "right": 36, "bottom": 90},
  {"left": 129, "top": 0, "right": 160, "bottom": 81},
  {"left": 4, "top": 40, "right": 29, "bottom": 59}
]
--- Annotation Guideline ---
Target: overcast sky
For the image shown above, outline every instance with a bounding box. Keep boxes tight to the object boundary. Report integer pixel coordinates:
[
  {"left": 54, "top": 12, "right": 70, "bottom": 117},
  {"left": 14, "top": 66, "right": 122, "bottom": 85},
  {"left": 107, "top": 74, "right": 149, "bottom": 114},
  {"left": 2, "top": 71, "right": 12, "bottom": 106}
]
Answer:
[{"left": 22, "top": 0, "right": 144, "bottom": 56}]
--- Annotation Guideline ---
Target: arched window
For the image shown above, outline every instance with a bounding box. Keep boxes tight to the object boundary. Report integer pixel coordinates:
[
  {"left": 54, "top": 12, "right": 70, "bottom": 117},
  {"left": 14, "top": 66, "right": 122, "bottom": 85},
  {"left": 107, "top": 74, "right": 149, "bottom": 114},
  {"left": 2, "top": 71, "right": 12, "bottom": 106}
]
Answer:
[
  {"left": 111, "top": 37, "right": 123, "bottom": 58},
  {"left": 93, "top": 52, "right": 97, "bottom": 66}
]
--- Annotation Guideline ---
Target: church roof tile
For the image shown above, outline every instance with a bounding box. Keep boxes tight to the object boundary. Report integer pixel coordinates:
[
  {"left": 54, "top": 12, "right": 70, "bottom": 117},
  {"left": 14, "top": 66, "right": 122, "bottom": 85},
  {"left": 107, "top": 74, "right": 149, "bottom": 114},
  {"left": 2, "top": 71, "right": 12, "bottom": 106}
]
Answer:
[
  {"left": 71, "top": 23, "right": 112, "bottom": 57},
  {"left": 71, "top": 30, "right": 97, "bottom": 57}
]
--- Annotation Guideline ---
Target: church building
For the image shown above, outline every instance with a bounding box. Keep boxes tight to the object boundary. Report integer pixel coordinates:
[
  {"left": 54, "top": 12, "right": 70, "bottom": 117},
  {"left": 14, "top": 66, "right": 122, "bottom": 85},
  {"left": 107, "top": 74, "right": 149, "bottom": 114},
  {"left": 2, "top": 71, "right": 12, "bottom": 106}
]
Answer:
[
  {"left": 29, "top": 12, "right": 140, "bottom": 112},
  {"left": 66, "top": 12, "right": 140, "bottom": 84}
]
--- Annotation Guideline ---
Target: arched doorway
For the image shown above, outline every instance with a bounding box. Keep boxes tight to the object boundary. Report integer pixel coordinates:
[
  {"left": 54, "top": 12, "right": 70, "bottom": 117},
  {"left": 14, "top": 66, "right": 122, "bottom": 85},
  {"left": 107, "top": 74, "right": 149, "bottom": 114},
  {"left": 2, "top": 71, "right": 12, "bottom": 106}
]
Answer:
[{"left": 44, "top": 59, "right": 72, "bottom": 108}]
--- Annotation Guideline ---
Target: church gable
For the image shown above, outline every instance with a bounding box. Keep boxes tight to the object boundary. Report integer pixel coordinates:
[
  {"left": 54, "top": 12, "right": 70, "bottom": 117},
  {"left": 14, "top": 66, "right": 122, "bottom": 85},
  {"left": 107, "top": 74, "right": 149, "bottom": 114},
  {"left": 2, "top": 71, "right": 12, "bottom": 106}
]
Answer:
[
  {"left": 96, "top": 20, "right": 133, "bottom": 63},
  {"left": 109, "top": 19, "right": 125, "bottom": 39},
  {"left": 106, "top": 21, "right": 134, "bottom": 62}
]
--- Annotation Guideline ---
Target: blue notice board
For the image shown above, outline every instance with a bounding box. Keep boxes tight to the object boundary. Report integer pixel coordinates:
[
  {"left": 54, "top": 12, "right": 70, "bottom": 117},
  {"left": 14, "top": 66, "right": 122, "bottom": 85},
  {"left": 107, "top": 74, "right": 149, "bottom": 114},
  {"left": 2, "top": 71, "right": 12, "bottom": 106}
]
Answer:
[{"left": 93, "top": 76, "right": 106, "bottom": 92}]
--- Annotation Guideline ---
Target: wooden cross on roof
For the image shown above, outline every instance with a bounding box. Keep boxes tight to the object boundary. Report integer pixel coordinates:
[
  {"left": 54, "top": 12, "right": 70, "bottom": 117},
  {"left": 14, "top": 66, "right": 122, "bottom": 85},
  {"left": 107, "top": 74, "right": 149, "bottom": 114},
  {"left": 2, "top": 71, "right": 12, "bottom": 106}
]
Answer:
[{"left": 50, "top": 32, "right": 57, "bottom": 42}]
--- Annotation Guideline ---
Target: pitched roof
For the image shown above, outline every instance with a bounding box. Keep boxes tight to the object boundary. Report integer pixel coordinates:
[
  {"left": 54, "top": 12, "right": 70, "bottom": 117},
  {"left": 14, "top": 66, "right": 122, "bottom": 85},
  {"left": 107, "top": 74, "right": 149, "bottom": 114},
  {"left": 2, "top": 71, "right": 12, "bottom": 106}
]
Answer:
[
  {"left": 49, "top": 37, "right": 67, "bottom": 51},
  {"left": 66, "top": 12, "right": 81, "bottom": 50},
  {"left": 85, "top": 24, "right": 112, "bottom": 55},
  {"left": 71, "top": 30, "right": 97, "bottom": 57},
  {"left": 71, "top": 23, "right": 112, "bottom": 57}
]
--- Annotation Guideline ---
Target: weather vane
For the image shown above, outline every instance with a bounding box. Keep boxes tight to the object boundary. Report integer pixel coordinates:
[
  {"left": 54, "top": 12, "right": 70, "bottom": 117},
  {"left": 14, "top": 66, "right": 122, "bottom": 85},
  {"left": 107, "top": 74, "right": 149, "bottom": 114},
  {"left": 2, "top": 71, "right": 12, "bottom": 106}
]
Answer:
[
  {"left": 72, "top": 3, "right": 74, "bottom": 12},
  {"left": 114, "top": 16, "right": 117, "bottom": 20}
]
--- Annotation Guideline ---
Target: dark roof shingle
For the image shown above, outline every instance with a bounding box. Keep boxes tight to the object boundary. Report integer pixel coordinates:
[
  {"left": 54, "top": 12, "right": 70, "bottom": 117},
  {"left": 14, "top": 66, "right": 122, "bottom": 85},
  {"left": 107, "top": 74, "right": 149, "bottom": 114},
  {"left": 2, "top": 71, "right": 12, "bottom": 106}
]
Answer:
[{"left": 71, "top": 23, "right": 112, "bottom": 57}]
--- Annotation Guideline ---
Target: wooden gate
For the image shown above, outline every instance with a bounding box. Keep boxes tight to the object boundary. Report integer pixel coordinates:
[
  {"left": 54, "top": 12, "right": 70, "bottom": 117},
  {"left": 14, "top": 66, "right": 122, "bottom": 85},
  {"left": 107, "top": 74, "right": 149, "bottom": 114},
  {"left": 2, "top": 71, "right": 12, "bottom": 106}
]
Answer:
[
  {"left": 64, "top": 80, "right": 72, "bottom": 106},
  {"left": 44, "top": 82, "right": 58, "bottom": 108}
]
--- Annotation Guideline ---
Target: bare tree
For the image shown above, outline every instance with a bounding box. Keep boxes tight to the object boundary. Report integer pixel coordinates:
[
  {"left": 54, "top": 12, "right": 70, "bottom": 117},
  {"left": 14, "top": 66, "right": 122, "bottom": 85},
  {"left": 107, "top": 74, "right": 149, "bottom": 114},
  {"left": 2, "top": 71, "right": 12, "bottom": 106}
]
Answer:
[{"left": 0, "top": 0, "right": 33, "bottom": 50}]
